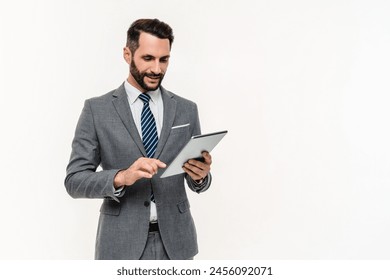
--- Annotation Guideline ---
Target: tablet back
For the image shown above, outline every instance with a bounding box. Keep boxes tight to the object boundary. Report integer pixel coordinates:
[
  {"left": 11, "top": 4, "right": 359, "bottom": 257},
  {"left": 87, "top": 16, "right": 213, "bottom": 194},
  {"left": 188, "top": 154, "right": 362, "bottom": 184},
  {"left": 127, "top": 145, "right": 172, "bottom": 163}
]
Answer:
[{"left": 160, "top": 130, "right": 228, "bottom": 178}]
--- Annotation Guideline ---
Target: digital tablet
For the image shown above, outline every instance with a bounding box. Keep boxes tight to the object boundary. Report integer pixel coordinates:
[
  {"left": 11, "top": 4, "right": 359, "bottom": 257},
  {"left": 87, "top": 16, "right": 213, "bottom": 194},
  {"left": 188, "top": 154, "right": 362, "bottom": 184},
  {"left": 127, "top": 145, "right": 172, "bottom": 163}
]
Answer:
[{"left": 160, "top": 130, "right": 228, "bottom": 178}]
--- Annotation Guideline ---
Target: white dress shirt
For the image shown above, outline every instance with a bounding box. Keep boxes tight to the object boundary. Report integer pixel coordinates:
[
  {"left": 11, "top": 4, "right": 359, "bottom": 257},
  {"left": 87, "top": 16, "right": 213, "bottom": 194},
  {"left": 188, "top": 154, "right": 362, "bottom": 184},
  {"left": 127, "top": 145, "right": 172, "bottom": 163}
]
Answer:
[
  {"left": 116, "top": 80, "right": 163, "bottom": 222},
  {"left": 124, "top": 80, "right": 164, "bottom": 139}
]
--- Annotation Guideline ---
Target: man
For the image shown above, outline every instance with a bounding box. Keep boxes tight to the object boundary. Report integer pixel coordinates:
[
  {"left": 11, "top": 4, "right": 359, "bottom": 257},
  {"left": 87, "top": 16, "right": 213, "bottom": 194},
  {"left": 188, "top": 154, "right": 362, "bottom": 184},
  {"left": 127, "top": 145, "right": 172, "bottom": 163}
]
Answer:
[{"left": 65, "top": 19, "right": 212, "bottom": 260}]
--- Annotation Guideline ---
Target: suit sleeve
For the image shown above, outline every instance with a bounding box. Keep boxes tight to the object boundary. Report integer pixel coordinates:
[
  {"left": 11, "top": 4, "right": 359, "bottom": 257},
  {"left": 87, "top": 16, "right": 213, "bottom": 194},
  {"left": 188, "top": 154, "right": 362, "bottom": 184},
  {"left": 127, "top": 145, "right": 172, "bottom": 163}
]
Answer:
[
  {"left": 64, "top": 100, "right": 122, "bottom": 202},
  {"left": 185, "top": 103, "right": 212, "bottom": 193}
]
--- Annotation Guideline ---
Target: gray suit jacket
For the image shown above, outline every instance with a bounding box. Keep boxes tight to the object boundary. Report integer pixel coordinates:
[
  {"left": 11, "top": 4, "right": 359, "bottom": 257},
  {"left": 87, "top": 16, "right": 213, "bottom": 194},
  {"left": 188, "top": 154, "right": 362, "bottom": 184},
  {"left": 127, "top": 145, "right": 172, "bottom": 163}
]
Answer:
[{"left": 65, "top": 83, "right": 211, "bottom": 260}]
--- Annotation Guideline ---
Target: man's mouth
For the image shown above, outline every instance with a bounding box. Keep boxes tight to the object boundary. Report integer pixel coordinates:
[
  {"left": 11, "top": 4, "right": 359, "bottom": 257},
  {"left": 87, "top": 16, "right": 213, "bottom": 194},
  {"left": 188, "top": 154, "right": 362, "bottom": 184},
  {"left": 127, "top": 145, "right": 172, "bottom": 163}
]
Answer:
[{"left": 145, "top": 74, "right": 162, "bottom": 80}]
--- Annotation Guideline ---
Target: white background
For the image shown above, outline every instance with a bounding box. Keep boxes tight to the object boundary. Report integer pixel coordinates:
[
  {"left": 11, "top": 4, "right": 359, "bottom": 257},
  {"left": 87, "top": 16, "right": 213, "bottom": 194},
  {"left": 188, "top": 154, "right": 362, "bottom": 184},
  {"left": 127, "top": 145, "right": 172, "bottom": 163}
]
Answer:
[{"left": 0, "top": 0, "right": 389, "bottom": 259}]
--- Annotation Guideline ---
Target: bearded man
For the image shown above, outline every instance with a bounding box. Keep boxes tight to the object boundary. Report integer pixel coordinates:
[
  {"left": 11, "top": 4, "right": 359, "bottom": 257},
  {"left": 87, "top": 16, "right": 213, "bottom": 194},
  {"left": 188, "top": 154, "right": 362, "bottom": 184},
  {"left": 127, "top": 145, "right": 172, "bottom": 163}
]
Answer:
[{"left": 65, "top": 18, "right": 212, "bottom": 260}]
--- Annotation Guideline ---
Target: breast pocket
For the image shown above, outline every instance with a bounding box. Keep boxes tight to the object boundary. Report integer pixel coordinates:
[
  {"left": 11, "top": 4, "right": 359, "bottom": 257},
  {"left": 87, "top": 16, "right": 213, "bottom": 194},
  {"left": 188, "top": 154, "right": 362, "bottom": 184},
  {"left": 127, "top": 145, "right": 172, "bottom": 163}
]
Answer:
[{"left": 170, "top": 123, "right": 190, "bottom": 135}]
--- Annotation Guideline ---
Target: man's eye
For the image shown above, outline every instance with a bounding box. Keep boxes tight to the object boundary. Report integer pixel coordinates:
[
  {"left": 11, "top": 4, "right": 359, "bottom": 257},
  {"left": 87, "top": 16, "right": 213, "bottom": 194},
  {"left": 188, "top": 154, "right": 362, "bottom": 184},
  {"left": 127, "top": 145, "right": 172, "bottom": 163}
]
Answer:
[{"left": 143, "top": 57, "right": 152, "bottom": 61}]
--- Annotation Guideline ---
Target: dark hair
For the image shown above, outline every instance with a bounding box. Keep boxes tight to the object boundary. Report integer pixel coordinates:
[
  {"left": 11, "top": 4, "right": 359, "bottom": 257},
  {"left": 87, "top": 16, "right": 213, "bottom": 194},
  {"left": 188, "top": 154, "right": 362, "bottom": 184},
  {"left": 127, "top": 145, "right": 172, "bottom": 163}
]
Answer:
[{"left": 126, "top": 19, "right": 174, "bottom": 54}]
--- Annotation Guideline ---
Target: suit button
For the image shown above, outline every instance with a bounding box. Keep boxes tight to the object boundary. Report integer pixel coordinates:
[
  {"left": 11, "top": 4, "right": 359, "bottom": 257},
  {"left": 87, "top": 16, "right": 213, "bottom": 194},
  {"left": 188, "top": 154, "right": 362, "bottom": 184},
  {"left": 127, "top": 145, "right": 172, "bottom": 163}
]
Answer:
[{"left": 144, "top": 201, "right": 150, "bottom": 207}]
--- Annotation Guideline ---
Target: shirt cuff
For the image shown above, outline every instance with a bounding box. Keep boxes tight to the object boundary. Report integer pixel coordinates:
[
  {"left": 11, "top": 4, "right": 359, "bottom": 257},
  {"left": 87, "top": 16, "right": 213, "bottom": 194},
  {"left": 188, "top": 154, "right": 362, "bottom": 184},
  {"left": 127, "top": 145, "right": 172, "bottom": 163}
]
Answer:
[{"left": 113, "top": 186, "right": 124, "bottom": 196}]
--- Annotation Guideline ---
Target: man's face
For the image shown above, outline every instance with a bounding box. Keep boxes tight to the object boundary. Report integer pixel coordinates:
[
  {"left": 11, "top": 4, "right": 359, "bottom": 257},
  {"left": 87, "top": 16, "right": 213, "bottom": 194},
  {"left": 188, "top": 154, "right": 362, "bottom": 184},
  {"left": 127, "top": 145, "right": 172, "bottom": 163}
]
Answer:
[{"left": 124, "top": 32, "right": 170, "bottom": 92}]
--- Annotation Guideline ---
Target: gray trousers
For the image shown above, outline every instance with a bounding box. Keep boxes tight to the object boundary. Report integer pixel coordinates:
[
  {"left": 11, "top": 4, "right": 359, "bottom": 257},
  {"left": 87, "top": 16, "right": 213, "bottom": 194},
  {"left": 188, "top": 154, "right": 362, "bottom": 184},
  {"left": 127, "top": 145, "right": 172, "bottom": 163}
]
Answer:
[
  {"left": 140, "top": 232, "right": 194, "bottom": 260},
  {"left": 140, "top": 232, "right": 170, "bottom": 260}
]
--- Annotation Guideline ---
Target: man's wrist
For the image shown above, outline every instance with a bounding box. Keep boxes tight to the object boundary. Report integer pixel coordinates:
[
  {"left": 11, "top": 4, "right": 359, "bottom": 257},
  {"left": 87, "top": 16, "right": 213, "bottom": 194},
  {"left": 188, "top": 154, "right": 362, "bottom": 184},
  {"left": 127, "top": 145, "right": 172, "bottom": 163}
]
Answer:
[
  {"left": 114, "top": 170, "right": 125, "bottom": 188},
  {"left": 195, "top": 178, "right": 204, "bottom": 184},
  {"left": 195, "top": 174, "right": 209, "bottom": 184}
]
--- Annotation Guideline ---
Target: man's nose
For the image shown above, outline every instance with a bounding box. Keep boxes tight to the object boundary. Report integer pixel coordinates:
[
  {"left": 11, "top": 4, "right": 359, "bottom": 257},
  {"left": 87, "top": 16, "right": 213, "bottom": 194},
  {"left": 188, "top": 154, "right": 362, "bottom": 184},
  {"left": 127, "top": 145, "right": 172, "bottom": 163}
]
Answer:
[{"left": 151, "top": 61, "right": 161, "bottom": 74}]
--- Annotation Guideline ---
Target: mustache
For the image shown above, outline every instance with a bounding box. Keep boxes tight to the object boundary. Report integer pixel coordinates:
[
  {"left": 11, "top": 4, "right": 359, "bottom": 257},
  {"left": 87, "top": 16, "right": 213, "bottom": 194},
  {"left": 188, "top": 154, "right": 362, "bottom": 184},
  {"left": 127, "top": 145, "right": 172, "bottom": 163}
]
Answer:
[{"left": 145, "top": 73, "right": 163, "bottom": 79}]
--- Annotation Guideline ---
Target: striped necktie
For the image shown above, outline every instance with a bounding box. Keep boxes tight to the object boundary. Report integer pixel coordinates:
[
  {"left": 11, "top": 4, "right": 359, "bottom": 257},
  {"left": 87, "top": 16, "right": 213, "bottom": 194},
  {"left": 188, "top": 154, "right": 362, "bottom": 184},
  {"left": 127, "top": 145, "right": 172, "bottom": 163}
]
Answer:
[
  {"left": 139, "top": 93, "right": 158, "bottom": 158},
  {"left": 139, "top": 93, "right": 158, "bottom": 202}
]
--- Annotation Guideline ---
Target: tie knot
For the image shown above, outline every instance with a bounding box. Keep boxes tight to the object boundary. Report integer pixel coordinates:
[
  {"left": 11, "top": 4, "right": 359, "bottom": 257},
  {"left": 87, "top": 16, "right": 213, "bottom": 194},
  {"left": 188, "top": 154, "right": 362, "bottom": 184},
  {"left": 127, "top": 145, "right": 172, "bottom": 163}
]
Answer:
[{"left": 139, "top": 93, "right": 151, "bottom": 104}]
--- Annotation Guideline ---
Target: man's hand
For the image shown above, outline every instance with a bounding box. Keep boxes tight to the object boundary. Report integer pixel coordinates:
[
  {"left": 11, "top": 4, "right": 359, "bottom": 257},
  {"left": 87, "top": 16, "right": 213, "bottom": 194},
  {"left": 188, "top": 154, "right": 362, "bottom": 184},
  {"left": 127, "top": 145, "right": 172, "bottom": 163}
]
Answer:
[
  {"left": 114, "top": 158, "right": 166, "bottom": 188},
  {"left": 182, "top": 151, "right": 212, "bottom": 181}
]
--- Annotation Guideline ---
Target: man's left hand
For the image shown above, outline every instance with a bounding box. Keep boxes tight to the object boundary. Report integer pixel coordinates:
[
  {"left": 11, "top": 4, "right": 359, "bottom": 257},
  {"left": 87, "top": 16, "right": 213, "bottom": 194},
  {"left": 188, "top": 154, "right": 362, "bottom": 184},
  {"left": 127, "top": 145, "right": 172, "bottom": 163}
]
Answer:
[{"left": 182, "top": 151, "right": 212, "bottom": 182}]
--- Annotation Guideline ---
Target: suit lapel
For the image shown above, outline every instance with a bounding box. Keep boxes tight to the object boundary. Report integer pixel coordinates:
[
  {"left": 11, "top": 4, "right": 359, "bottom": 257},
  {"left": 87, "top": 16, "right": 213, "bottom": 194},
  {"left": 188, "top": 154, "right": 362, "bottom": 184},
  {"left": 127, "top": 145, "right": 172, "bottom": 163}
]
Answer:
[
  {"left": 154, "top": 86, "right": 176, "bottom": 159},
  {"left": 111, "top": 83, "right": 146, "bottom": 157}
]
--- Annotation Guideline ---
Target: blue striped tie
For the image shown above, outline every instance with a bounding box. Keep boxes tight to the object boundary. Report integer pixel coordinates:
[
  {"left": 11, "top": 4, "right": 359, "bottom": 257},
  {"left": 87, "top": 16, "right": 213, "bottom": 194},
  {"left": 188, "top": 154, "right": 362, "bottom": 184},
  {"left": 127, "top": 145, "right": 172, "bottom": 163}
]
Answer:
[
  {"left": 139, "top": 93, "right": 158, "bottom": 202},
  {"left": 139, "top": 93, "right": 158, "bottom": 158}
]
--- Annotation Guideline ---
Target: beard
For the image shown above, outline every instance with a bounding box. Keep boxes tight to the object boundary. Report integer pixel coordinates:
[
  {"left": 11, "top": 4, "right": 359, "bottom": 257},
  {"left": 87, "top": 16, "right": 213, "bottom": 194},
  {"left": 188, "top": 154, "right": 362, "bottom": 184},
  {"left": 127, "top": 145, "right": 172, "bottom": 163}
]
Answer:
[{"left": 130, "top": 60, "right": 165, "bottom": 92}]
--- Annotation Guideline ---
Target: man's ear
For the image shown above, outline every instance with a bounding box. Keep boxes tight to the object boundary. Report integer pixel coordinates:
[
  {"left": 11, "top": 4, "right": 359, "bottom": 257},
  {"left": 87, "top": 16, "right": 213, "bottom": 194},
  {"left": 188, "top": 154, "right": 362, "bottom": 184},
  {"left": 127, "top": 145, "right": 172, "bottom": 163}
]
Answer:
[{"left": 123, "top": 47, "right": 132, "bottom": 64}]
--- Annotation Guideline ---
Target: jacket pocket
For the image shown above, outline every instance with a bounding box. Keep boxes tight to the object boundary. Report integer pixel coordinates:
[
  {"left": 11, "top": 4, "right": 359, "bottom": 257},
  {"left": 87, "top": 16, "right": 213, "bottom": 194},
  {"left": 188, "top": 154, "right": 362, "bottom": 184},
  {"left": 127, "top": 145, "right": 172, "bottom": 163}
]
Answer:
[
  {"left": 171, "top": 123, "right": 190, "bottom": 129},
  {"left": 170, "top": 124, "right": 190, "bottom": 135},
  {"left": 100, "top": 198, "right": 121, "bottom": 216},
  {"left": 177, "top": 199, "right": 190, "bottom": 213}
]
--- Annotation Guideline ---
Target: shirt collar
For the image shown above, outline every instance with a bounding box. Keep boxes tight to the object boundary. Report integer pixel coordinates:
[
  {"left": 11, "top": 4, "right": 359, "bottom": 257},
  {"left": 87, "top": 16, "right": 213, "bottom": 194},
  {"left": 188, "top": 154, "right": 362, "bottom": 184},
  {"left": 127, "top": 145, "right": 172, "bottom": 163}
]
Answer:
[{"left": 124, "top": 79, "right": 161, "bottom": 105}]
